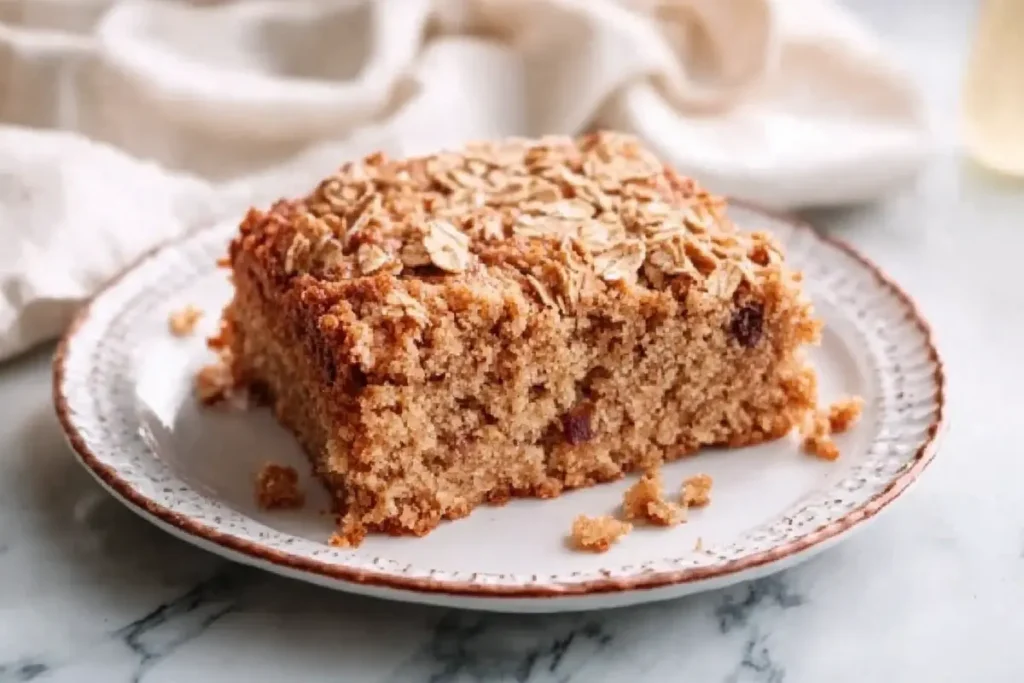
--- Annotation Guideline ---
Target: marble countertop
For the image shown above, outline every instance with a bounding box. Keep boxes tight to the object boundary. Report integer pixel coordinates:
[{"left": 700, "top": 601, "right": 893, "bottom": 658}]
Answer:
[{"left": 3, "top": 1, "right": 1022, "bottom": 681}]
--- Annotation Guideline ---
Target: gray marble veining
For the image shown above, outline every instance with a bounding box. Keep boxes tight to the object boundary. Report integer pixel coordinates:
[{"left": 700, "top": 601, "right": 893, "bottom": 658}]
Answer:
[{"left": 2, "top": 1, "right": 1023, "bottom": 681}]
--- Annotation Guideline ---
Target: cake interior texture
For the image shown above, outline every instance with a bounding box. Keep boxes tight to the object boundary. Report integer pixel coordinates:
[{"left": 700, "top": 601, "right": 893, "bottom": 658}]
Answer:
[{"left": 214, "top": 132, "right": 821, "bottom": 545}]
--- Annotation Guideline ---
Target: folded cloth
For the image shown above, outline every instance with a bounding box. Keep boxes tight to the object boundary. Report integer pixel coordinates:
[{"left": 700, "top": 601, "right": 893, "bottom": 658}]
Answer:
[{"left": 0, "top": 0, "right": 929, "bottom": 362}]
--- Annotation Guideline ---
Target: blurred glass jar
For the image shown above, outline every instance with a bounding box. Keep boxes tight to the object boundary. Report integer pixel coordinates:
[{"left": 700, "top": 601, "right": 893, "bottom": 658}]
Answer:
[{"left": 962, "top": 0, "right": 1024, "bottom": 176}]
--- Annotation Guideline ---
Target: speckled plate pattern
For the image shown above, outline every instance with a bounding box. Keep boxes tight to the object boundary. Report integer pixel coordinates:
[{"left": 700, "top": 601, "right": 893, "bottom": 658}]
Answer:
[{"left": 53, "top": 206, "right": 945, "bottom": 613}]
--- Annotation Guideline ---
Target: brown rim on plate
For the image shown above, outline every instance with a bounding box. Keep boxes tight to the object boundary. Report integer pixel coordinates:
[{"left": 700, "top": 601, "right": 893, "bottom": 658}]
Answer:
[{"left": 52, "top": 206, "right": 946, "bottom": 599}]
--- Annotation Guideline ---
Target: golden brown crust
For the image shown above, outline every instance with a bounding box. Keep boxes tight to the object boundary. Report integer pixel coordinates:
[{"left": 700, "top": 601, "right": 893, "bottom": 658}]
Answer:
[{"left": 217, "top": 132, "right": 822, "bottom": 545}]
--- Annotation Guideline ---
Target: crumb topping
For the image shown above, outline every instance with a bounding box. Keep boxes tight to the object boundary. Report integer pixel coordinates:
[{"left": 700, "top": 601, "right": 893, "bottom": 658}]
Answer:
[
  {"left": 571, "top": 514, "right": 632, "bottom": 552},
  {"left": 622, "top": 468, "right": 682, "bottom": 526},
  {"left": 168, "top": 305, "right": 203, "bottom": 336},
  {"left": 242, "top": 132, "right": 796, "bottom": 314},
  {"left": 681, "top": 473, "right": 713, "bottom": 508},
  {"left": 255, "top": 463, "right": 305, "bottom": 510}
]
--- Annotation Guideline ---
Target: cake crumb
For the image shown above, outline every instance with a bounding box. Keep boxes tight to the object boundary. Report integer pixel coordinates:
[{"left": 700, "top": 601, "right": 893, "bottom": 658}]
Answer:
[
  {"left": 327, "top": 532, "right": 351, "bottom": 547},
  {"left": 694, "top": 536, "right": 704, "bottom": 551},
  {"left": 328, "top": 516, "right": 367, "bottom": 548},
  {"left": 827, "top": 396, "right": 864, "bottom": 434},
  {"left": 681, "top": 473, "right": 713, "bottom": 508},
  {"left": 195, "top": 361, "right": 234, "bottom": 405},
  {"left": 255, "top": 463, "right": 305, "bottom": 510},
  {"left": 804, "top": 435, "right": 840, "bottom": 461},
  {"left": 622, "top": 469, "right": 682, "bottom": 526},
  {"left": 168, "top": 305, "right": 203, "bottom": 336},
  {"left": 571, "top": 515, "right": 632, "bottom": 553},
  {"left": 801, "top": 411, "right": 840, "bottom": 461}
]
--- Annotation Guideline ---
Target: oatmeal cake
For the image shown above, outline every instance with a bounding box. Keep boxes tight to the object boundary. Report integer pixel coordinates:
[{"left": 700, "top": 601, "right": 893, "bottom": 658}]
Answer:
[{"left": 212, "top": 132, "right": 821, "bottom": 545}]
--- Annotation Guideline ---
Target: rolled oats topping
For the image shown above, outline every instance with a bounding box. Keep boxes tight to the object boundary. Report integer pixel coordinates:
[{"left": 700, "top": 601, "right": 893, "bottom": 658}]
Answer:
[
  {"left": 525, "top": 274, "right": 558, "bottom": 308},
  {"left": 683, "top": 239, "right": 719, "bottom": 275},
  {"left": 268, "top": 132, "right": 791, "bottom": 305},
  {"left": 594, "top": 240, "right": 646, "bottom": 283},
  {"left": 478, "top": 214, "right": 506, "bottom": 242},
  {"left": 705, "top": 262, "right": 745, "bottom": 300},
  {"left": 284, "top": 212, "right": 348, "bottom": 276},
  {"left": 542, "top": 198, "right": 597, "bottom": 221},
  {"left": 423, "top": 219, "right": 472, "bottom": 273},
  {"left": 356, "top": 243, "right": 398, "bottom": 276},
  {"left": 381, "top": 289, "right": 430, "bottom": 327},
  {"left": 283, "top": 233, "right": 311, "bottom": 275},
  {"left": 554, "top": 241, "right": 589, "bottom": 310},
  {"left": 646, "top": 234, "right": 700, "bottom": 279},
  {"left": 399, "top": 235, "right": 433, "bottom": 268}
]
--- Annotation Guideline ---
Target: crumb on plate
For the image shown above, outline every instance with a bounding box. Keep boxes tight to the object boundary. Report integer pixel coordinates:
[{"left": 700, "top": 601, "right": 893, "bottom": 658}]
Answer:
[
  {"left": 571, "top": 515, "right": 632, "bottom": 553},
  {"left": 255, "top": 463, "right": 305, "bottom": 510},
  {"left": 694, "top": 536, "right": 704, "bottom": 551},
  {"left": 328, "top": 517, "right": 367, "bottom": 548},
  {"left": 681, "top": 473, "right": 713, "bottom": 508},
  {"left": 194, "top": 361, "right": 234, "bottom": 405},
  {"left": 827, "top": 396, "right": 864, "bottom": 434},
  {"left": 801, "top": 411, "right": 840, "bottom": 461},
  {"left": 622, "top": 468, "right": 682, "bottom": 526},
  {"left": 168, "top": 305, "right": 203, "bottom": 337}
]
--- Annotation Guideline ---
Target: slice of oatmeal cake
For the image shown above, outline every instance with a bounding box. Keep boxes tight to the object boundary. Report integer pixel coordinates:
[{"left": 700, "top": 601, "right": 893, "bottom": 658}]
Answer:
[{"left": 211, "top": 132, "right": 821, "bottom": 546}]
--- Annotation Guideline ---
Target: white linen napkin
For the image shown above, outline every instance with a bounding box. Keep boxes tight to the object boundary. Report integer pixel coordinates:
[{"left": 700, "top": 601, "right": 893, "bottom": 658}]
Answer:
[{"left": 0, "top": 0, "right": 929, "bottom": 361}]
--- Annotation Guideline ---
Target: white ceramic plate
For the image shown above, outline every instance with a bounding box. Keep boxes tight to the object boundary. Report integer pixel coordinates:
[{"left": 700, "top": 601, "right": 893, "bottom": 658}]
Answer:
[{"left": 54, "top": 206, "right": 945, "bottom": 613}]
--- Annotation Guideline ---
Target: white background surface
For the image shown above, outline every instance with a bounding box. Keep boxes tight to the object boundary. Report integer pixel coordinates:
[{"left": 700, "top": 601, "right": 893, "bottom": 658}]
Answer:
[{"left": 1, "top": 1, "right": 1021, "bottom": 681}]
